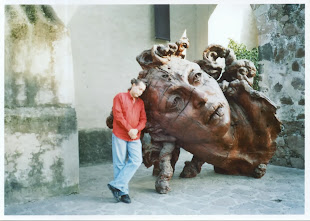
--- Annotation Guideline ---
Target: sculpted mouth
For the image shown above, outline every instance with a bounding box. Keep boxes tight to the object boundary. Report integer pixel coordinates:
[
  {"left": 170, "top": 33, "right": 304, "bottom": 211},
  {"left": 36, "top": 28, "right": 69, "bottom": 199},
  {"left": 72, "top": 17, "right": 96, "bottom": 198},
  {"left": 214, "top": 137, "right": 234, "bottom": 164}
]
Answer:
[{"left": 207, "top": 103, "right": 224, "bottom": 123}]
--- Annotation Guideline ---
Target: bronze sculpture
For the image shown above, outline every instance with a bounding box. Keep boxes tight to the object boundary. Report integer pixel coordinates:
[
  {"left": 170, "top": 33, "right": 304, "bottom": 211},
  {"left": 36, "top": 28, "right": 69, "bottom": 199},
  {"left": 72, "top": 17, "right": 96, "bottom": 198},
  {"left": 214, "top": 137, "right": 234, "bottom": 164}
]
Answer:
[{"left": 107, "top": 36, "right": 281, "bottom": 194}]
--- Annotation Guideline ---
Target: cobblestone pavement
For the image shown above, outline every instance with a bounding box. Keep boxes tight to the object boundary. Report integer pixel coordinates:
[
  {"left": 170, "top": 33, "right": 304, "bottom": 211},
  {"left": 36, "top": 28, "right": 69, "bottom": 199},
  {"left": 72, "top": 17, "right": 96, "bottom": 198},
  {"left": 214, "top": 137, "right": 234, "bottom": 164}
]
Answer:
[{"left": 4, "top": 150, "right": 306, "bottom": 219}]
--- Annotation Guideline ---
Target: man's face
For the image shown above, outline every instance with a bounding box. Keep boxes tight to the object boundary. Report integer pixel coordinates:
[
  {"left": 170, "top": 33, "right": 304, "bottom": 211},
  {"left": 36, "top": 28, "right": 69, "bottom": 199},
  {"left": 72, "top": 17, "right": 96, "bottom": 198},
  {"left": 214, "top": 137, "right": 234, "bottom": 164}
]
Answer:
[
  {"left": 131, "top": 82, "right": 146, "bottom": 98},
  {"left": 143, "top": 58, "right": 231, "bottom": 143}
]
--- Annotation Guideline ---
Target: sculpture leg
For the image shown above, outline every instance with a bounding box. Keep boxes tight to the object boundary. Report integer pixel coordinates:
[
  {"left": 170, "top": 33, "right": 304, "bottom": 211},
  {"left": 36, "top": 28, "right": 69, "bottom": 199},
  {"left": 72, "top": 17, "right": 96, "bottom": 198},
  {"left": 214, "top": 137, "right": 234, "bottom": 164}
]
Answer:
[
  {"left": 152, "top": 161, "right": 160, "bottom": 176},
  {"left": 153, "top": 146, "right": 180, "bottom": 177},
  {"left": 180, "top": 155, "right": 205, "bottom": 178},
  {"left": 171, "top": 147, "right": 180, "bottom": 173},
  {"left": 155, "top": 142, "right": 175, "bottom": 194}
]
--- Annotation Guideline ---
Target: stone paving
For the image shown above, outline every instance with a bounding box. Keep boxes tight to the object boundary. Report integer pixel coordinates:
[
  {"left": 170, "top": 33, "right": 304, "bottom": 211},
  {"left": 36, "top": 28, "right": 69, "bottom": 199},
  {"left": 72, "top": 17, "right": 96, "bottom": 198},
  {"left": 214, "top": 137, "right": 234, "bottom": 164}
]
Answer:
[{"left": 4, "top": 150, "right": 305, "bottom": 217}]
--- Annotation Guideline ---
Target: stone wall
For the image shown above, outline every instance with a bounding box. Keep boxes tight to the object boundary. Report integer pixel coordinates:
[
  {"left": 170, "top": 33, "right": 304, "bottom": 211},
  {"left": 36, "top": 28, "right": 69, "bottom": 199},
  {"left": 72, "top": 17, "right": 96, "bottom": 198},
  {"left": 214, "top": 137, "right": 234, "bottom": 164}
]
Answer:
[
  {"left": 251, "top": 4, "right": 305, "bottom": 168},
  {"left": 5, "top": 5, "right": 79, "bottom": 205}
]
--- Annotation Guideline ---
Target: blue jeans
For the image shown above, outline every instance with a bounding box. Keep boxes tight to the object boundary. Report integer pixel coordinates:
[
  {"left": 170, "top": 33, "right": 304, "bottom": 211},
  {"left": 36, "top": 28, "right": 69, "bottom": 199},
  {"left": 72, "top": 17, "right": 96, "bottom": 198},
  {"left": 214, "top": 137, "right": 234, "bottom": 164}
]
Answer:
[{"left": 109, "top": 133, "right": 142, "bottom": 196}]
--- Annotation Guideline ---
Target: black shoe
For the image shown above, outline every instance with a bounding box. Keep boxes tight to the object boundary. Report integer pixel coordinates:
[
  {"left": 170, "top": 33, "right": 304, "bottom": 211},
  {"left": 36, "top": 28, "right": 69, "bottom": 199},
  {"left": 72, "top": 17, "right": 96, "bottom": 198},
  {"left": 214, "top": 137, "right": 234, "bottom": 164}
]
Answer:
[
  {"left": 107, "top": 184, "right": 120, "bottom": 202},
  {"left": 120, "top": 194, "right": 131, "bottom": 204}
]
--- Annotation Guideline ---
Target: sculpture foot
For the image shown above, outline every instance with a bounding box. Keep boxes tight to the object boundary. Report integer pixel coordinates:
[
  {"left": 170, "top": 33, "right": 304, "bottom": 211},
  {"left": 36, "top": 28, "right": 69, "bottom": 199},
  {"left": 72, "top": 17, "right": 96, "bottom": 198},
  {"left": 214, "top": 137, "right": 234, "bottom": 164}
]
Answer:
[
  {"left": 253, "top": 164, "right": 267, "bottom": 178},
  {"left": 180, "top": 161, "right": 199, "bottom": 178},
  {"left": 155, "top": 179, "right": 171, "bottom": 194}
]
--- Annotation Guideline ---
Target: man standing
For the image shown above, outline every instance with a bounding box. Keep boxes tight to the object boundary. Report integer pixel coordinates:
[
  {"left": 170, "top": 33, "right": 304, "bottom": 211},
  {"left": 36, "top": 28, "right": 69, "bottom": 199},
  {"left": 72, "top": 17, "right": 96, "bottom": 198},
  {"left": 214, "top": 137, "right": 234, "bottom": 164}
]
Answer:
[{"left": 107, "top": 78, "right": 147, "bottom": 204}]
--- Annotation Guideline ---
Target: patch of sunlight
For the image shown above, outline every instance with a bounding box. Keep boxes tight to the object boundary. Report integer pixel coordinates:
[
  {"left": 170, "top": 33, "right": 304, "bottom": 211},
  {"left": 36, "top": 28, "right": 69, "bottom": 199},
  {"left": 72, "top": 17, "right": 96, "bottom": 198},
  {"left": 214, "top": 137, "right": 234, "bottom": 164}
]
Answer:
[{"left": 208, "top": 4, "right": 258, "bottom": 50}]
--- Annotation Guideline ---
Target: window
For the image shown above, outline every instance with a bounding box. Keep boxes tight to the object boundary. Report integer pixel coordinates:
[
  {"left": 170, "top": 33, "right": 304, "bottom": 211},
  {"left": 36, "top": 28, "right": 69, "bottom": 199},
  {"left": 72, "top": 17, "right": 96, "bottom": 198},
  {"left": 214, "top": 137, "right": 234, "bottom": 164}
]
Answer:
[{"left": 154, "top": 5, "right": 170, "bottom": 41}]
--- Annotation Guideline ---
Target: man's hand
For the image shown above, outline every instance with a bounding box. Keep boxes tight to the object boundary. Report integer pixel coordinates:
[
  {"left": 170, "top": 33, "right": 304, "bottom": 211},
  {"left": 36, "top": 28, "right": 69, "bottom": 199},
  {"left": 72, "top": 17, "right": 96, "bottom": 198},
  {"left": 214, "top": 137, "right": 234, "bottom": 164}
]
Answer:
[{"left": 128, "top": 129, "right": 138, "bottom": 140}]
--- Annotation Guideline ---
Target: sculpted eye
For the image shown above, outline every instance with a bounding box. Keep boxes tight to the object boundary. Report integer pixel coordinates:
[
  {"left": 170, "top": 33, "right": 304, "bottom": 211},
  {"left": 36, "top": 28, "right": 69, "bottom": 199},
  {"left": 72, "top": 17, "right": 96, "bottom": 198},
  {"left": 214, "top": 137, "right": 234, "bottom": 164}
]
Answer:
[
  {"left": 166, "top": 95, "right": 185, "bottom": 112},
  {"left": 188, "top": 71, "right": 203, "bottom": 86}
]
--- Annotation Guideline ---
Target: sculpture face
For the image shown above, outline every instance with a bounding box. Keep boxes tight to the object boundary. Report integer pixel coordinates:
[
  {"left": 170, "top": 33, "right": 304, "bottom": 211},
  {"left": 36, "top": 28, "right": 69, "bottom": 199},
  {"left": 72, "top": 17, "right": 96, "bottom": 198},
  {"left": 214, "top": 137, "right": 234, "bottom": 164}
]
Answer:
[{"left": 143, "top": 58, "right": 231, "bottom": 143}]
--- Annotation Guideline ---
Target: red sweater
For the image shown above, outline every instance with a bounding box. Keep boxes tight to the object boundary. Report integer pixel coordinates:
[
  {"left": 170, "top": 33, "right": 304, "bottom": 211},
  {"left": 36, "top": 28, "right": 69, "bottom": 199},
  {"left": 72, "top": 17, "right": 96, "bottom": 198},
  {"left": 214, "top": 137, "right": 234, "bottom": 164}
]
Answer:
[{"left": 112, "top": 91, "right": 147, "bottom": 141}]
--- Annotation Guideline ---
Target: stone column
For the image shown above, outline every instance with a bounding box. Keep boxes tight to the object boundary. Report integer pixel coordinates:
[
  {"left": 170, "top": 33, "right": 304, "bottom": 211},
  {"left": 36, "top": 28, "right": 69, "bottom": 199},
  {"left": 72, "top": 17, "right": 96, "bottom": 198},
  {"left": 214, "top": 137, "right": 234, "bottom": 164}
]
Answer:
[
  {"left": 4, "top": 5, "right": 79, "bottom": 204},
  {"left": 251, "top": 4, "right": 305, "bottom": 169}
]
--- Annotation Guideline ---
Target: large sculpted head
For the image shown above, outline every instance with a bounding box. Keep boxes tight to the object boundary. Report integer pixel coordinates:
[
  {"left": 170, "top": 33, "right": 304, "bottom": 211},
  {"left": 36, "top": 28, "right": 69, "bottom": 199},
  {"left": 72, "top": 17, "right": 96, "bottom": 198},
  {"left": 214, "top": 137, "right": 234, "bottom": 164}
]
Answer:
[
  {"left": 136, "top": 37, "right": 247, "bottom": 144},
  {"left": 136, "top": 36, "right": 280, "bottom": 171},
  {"left": 137, "top": 51, "right": 231, "bottom": 144},
  {"left": 107, "top": 36, "right": 281, "bottom": 186}
]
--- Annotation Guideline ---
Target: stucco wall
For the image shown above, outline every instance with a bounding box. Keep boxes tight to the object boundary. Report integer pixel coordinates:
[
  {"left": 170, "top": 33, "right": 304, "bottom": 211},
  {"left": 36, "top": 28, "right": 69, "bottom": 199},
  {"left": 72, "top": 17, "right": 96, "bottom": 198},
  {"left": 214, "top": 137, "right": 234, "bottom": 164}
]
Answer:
[
  {"left": 4, "top": 5, "right": 79, "bottom": 205},
  {"left": 251, "top": 4, "right": 305, "bottom": 169}
]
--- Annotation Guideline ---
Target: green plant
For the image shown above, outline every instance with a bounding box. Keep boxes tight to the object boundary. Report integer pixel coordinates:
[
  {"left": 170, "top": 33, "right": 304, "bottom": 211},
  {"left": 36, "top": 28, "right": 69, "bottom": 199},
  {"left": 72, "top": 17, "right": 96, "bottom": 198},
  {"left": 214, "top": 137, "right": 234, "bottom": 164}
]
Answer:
[{"left": 227, "top": 38, "right": 260, "bottom": 90}]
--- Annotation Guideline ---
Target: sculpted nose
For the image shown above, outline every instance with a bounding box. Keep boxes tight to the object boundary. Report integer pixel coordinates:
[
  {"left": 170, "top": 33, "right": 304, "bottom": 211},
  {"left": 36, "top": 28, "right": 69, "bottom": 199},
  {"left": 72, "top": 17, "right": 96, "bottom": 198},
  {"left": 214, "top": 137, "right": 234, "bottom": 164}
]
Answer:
[{"left": 192, "top": 89, "right": 208, "bottom": 109}]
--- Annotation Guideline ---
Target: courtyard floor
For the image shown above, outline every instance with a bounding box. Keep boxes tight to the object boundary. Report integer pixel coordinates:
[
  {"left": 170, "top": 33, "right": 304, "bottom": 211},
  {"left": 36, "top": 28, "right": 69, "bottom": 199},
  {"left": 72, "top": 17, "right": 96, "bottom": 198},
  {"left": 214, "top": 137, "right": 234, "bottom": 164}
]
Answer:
[{"left": 4, "top": 150, "right": 306, "bottom": 220}]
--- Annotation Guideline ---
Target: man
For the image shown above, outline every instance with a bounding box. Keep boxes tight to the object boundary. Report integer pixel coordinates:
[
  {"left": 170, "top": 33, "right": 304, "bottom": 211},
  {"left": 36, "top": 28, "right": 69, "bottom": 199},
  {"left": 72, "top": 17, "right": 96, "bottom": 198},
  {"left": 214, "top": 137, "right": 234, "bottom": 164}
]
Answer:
[{"left": 107, "top": 78, "right": 147, "bottom": 204}]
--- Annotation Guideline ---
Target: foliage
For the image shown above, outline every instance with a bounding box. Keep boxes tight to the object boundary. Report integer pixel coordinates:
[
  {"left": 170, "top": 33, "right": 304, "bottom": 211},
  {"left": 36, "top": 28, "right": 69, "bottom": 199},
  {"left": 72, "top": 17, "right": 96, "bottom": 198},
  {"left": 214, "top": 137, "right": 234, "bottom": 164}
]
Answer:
[{"left": 227, "top": 38, "right": 260, "bottom": 91}]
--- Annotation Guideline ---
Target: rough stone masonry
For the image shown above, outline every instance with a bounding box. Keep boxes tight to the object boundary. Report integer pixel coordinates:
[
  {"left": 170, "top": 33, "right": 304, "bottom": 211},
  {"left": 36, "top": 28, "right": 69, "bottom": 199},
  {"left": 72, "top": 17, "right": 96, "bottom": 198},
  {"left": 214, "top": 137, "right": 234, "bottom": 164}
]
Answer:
[{"left": 251, "top": 4, "right": 305, "bottom": 169}]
